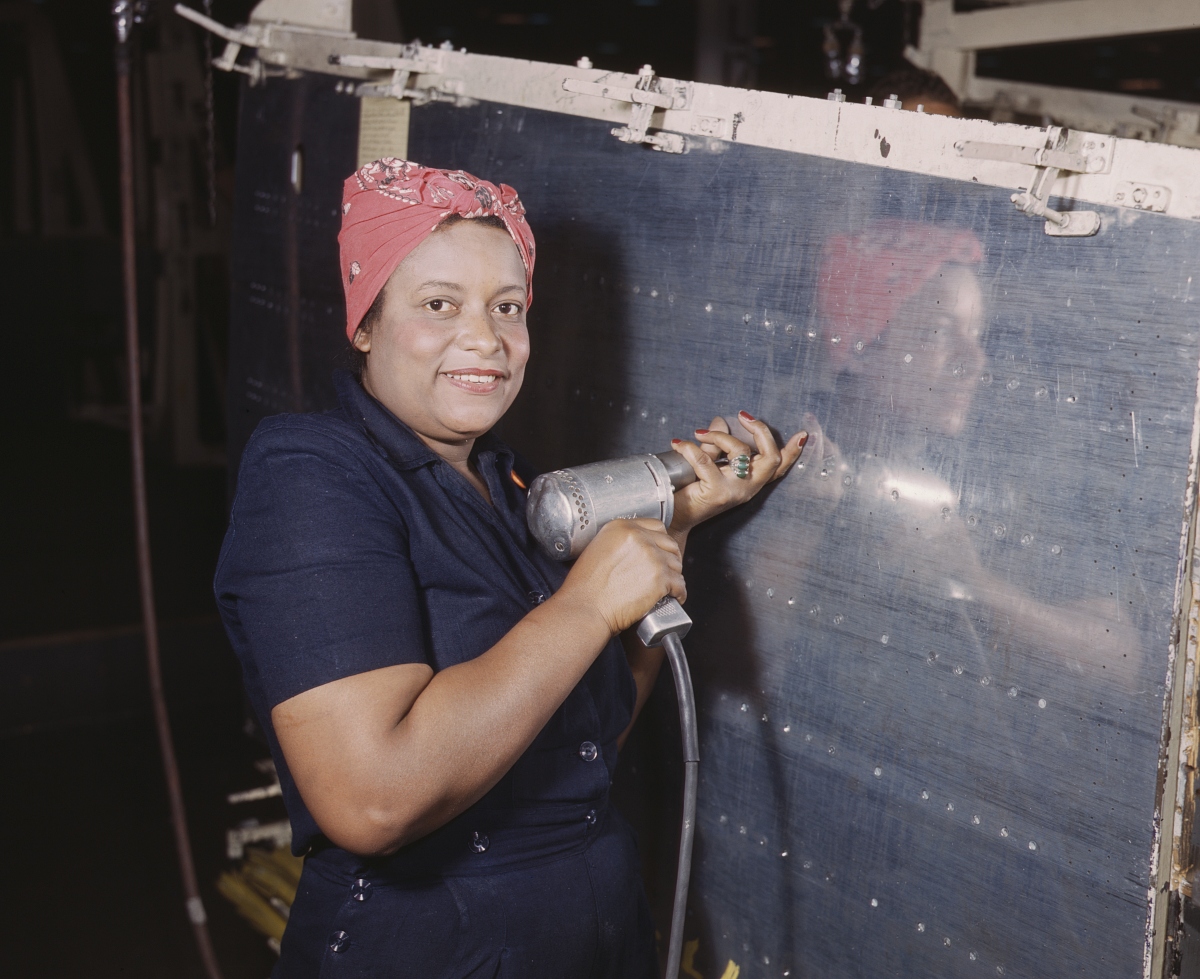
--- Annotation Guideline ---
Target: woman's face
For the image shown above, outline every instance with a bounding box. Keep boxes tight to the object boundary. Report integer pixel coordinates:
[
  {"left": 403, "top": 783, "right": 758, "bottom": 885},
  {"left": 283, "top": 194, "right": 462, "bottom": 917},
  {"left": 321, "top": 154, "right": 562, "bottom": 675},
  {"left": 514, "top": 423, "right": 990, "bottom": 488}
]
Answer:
[
  {"left": 355, "top": 220, "right": 530, "bottom": 452},
  {"left": 870, "top": 263, "right": 985, "bottom": 437}
]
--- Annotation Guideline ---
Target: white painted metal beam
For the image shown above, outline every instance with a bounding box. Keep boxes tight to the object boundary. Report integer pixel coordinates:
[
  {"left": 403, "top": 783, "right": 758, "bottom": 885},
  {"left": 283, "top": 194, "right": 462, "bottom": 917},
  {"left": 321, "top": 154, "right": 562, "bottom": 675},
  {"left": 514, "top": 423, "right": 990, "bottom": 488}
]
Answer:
[{"left": 249, "top": 0, "right": 352, "bottom": 34}]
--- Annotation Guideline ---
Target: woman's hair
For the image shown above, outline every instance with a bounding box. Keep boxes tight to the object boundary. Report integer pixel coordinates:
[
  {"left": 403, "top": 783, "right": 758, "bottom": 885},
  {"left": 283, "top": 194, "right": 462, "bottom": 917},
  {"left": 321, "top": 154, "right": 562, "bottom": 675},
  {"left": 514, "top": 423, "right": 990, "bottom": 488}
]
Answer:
[{"left": 348, "top": 214, "right": 512, "bottom": 375}]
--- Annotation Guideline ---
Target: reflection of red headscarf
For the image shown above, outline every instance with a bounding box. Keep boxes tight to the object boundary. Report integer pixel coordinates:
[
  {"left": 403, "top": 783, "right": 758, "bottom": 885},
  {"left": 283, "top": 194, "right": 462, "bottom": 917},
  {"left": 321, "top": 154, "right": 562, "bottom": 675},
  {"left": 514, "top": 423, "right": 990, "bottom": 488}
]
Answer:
[
  {"left": 338, "top": 158, "right": 537, "bottom": 340},
  {"left": 817, "top": 221, "right": 983, "bottom": 369}
]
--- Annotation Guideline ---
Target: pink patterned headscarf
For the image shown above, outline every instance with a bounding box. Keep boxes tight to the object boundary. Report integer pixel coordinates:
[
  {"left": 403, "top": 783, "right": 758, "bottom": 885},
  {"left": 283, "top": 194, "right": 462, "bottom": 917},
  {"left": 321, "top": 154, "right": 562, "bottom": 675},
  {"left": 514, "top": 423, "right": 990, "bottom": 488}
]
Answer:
[
  {"left": 817, "top": 221, "right": 983, "bottom": 370},
  {"left": 338, "top": 158, "right": 536, "bottom": 340}
]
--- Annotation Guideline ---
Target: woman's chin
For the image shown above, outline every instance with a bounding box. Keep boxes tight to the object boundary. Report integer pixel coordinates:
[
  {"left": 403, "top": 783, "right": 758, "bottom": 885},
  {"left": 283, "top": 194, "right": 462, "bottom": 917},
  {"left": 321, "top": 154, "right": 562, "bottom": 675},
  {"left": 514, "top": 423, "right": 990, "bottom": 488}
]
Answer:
[{"left": 434, "top": 404, "right": 508, "bottom": 440}]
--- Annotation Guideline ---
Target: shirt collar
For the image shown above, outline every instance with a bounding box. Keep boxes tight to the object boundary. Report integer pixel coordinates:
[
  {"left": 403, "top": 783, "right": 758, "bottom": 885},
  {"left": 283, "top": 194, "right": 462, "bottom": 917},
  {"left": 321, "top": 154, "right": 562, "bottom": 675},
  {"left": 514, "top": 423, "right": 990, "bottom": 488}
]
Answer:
[{"left": 333, "top": 369, "right": 515, "bottom": 474}]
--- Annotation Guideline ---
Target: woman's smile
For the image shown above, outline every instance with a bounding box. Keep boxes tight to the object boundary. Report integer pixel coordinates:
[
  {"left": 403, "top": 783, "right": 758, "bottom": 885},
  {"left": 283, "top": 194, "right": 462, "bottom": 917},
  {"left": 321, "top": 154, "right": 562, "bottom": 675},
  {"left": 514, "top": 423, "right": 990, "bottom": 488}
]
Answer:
[{"left": 441, "top": 368, "right": 506, "bottom": 394}]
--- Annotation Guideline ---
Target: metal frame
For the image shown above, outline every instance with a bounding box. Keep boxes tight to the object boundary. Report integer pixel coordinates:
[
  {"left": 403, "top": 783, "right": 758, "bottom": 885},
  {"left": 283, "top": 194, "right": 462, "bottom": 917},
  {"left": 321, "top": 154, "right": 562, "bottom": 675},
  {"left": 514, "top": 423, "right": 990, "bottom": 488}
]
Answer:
[
  {"left": 177, "top": 0, "right": 1200, "bottom": 971},
  {"left": 178, "top": 1, "right": 1200, "bottom": 226}
]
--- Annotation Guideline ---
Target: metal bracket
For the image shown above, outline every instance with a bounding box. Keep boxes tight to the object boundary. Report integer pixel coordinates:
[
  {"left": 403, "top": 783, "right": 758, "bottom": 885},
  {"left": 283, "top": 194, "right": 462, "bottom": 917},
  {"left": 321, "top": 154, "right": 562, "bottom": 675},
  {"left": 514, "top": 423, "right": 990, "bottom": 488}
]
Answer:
[
  {"left": 327, "top": 47, "right": 446, "bottom": 100},
  {"left": 956, "top": 127, "right": 1110, "bottom": 237},
  {"left": 957, "top": 130, "right": 1113, "bottom": 175},
  {"left": 562, "top": 65, "right": 691, "bottom": 154},
  {"left": 175, "top": 5, "right": 313, "bottom": 84},
  {"left": 175, "top": 4, "right": 446, "bottom": 95},
  {"left": 175, "top": 4, "right": 271, "bottom": 81},
  {"left": 174, "top": 3, "right": 264, "bottom": 46}
]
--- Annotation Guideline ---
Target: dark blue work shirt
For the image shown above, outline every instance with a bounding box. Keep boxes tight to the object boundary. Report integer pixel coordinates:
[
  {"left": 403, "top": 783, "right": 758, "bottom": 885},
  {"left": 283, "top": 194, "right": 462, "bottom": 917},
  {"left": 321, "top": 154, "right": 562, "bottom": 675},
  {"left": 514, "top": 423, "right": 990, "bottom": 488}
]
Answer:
[{"left": 214, "top": 371, "right": 636, "bottom": 872}]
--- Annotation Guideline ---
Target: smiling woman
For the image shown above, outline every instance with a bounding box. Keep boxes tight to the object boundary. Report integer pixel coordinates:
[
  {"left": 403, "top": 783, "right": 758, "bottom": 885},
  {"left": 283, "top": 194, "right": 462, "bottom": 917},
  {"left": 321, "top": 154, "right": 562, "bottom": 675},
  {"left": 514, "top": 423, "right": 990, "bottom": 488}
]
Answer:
[{"left": 213, "top": 159, "right": 804, "bottom": 978}]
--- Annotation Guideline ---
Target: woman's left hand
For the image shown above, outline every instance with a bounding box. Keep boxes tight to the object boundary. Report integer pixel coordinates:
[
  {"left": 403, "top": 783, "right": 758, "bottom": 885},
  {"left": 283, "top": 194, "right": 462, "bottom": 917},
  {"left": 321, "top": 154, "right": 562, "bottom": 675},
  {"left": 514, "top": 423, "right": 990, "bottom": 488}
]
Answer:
[{"left": 667, "top": 411, "right": 808, "bottom": 539}]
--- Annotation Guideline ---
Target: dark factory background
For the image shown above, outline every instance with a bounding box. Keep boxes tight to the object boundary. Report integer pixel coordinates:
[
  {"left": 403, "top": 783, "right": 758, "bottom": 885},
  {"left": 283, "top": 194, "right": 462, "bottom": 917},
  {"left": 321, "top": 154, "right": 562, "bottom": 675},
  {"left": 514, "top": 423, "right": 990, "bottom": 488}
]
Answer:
[{"left": 3, "top": 1, "right": 1199, "bottom": 976}]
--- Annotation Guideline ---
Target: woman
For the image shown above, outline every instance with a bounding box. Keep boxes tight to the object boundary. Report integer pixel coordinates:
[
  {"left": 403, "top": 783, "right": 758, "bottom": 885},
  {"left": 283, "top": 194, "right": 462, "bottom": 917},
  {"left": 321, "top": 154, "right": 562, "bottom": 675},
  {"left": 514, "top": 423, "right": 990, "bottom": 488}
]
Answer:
[{"left": 214, "top": 158, "right": 807, "bottom": 977}]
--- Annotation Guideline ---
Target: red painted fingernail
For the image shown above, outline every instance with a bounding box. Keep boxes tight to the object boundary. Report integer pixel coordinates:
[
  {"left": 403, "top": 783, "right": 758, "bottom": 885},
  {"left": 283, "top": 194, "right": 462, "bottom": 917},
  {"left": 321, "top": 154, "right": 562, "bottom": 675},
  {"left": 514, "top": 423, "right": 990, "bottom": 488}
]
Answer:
[
  {"left": 797, "top": 432, "right": 809, "bottom": 446},
  {"left": 694, "top": 428, "right": 709, "bottom": 435},
  {"left": 739, "top": 410, "right": 756, "bottom": 421},
  {"left": 671, "top": 439, "right": 683, "bottom": 445}
]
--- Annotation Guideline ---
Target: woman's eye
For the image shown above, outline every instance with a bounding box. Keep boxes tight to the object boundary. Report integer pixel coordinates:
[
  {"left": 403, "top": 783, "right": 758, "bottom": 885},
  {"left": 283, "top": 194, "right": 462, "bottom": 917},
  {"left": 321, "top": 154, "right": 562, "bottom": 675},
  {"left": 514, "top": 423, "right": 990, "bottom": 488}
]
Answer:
[
  {"left": 425, "top": 299, "right": 452, "bottom": 312},
  {"left": 494, "top": 302, "right": 523, "bottom": 316}
]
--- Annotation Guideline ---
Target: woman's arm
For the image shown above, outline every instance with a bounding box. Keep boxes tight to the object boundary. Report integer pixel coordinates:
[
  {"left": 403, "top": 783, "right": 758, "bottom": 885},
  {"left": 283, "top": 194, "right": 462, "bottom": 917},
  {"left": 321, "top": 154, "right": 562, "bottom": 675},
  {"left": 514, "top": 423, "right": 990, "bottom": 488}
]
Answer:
[
  {"left": 955, "top": 560, "right": 1142, "bottom": 682},
  {"left": 272, "top": 518, "right": 685, "bottom": 858}
]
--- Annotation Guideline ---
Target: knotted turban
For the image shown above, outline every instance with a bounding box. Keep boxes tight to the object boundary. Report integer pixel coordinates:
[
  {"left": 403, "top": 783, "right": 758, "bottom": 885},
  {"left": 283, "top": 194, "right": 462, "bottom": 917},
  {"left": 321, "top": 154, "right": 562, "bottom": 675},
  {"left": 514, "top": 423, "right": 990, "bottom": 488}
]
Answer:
[{"left": 338, "top": 159, "right": 536, "bottom": 340}]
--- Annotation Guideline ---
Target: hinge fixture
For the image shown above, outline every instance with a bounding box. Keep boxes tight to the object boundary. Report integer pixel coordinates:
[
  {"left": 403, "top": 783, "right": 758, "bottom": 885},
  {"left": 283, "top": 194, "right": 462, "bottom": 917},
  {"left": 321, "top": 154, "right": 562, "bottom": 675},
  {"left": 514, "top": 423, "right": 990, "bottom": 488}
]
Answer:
[
  {"left": 327, "top": 48, "right": 448, "bottom": 102},
  {"left": 956, "top": 127, "right": 1113, "bottom": 237},
  {"left": 562, "top": 64, "right": 691, "bottom": 154}
]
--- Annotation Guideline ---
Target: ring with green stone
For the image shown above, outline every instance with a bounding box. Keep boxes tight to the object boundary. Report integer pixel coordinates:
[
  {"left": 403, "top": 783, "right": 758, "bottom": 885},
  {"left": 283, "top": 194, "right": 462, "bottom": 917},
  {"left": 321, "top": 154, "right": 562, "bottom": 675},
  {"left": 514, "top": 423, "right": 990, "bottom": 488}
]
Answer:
[{"left": 732, "top": 453, "right": 751, "bottom": 479}]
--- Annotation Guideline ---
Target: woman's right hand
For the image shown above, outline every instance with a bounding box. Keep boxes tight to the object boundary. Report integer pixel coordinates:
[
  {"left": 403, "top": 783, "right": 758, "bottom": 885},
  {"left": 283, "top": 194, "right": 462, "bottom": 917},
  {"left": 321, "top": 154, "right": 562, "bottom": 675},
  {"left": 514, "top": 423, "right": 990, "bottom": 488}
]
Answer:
[{"left": 558, "top": 518, "right": 686, "bottom": 635}]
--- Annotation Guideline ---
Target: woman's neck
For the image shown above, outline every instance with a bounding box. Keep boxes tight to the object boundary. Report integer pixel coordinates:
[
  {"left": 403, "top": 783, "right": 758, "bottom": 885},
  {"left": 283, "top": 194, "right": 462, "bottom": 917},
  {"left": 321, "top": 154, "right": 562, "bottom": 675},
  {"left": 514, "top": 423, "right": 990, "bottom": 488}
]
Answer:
[
  {"left": 412, "top": 429, "right": 474, "bottom": 470},
  {"left": 413, "top": 431, "right": 493, "bottom": 505},
  {"left": 359, "top": 373, "right": 492, "bottom": 503}
]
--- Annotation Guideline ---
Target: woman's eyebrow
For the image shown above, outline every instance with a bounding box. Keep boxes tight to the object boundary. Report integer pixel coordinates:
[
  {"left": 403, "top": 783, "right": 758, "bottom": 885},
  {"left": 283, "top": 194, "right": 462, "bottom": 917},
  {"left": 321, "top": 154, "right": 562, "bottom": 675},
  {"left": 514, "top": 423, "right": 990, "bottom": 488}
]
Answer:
[{"left": 413, "top": 279, "right": 526, "bottom": 296}]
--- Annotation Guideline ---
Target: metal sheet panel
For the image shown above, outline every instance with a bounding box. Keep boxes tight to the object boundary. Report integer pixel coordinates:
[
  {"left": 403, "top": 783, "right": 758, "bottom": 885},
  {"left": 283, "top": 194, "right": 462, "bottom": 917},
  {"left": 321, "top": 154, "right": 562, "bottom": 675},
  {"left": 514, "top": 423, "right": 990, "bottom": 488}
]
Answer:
[{"left": 227, "top": 76, "right": 1200, "bottom": 978}]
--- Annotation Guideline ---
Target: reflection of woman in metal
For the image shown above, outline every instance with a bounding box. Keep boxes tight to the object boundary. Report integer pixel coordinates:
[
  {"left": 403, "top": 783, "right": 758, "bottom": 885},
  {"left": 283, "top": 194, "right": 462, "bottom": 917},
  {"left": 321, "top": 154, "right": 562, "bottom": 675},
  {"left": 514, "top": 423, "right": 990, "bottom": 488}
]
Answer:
[
  {"left": 702, "top": 220, "right": 1143, "bottom": 973},
  {"left": 800, "top": 221, "right": 1135, "bottom": 679},
  {"left": 818, "top": 222, "right": 985, "bottom": 441}
]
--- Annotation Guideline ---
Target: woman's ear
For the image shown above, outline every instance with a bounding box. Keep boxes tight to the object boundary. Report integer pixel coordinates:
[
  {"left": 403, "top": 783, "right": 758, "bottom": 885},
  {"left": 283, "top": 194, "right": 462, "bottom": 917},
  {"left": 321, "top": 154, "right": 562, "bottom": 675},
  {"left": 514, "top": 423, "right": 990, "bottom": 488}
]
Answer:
[{"left": 352, "top": 325, "right": 372, "bottom": 353}]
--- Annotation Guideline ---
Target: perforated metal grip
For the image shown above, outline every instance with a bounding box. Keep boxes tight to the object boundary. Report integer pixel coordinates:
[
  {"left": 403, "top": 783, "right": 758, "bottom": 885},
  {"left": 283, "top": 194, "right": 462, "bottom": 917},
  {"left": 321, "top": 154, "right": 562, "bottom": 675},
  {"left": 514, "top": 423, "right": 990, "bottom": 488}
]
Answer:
[{"left": 527, "top": 453, "right": 684, "bottom": 561}]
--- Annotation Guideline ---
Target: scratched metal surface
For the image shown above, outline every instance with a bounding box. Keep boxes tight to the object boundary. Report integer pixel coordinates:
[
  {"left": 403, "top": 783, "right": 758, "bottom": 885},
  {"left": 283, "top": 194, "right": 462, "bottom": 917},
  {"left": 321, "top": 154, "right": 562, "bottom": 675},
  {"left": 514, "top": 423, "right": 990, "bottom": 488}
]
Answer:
[{"left": 228, "top": 78, "right": 1200, "bottom": 977}]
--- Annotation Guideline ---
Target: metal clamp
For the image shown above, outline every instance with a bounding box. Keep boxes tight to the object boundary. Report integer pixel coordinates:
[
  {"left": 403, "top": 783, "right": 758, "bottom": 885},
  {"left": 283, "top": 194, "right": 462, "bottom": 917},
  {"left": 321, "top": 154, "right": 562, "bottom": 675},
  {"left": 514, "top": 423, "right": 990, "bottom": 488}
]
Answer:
[
  {"left": 562, "top": 64, "right": 691, "bottom": 154},
  {"left": 174, "top": 5, "right": 257, "bottom": 79},
  {"left": 328, "top": 47, "right": 445, "bottom": 100},
  {"left": 175, "top": 4, "right": 448, "bottom": 96},
  {"left": 174, "top": 5, "right": 282, "bottom": 84},
  {"left": 173, "top": 3, "right": 261, "bottom": 45},
  {"left": 956, "top": 127, "right": 1108, "bottom": 237}
]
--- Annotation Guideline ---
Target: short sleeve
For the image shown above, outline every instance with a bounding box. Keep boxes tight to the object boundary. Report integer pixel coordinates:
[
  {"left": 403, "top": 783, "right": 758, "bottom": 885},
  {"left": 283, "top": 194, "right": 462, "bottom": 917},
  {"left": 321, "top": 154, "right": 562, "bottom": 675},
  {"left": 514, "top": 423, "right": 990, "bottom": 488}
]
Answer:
[{"left": 215, "top": 420, "right": 429, "bottom": 708}]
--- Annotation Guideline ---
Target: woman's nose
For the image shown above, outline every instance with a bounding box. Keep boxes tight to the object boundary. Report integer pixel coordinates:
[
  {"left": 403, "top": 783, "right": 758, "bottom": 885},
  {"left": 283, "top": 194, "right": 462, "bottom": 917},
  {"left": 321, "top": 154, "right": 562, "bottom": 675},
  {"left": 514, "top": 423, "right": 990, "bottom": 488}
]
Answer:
[{"left": 460, "top": 308, "right": 503, "bottom": 354}]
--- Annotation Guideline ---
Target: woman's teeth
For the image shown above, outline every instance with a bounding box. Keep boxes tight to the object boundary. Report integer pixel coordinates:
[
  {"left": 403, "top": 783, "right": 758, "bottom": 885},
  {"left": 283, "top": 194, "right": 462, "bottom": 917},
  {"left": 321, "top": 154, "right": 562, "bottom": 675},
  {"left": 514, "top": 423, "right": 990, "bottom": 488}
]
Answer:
[{"left": 446, "top": 373, "right": 497, "bottom": 384}]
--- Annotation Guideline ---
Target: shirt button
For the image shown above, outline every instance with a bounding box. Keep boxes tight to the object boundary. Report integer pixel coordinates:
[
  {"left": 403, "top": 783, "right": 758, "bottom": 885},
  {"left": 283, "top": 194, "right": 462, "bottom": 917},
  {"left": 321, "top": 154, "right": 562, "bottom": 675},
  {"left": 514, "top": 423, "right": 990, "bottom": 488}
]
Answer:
[
  {"left": 471, "top": 830, "right": 490, "bottom": 853},
  {"left": 527, "top": 590, "right": 546, "bottom": 606},
  {"left": 350, "top": 879, "right": 371, "bottom": 902},
  {"left": 329, "top": 931, "right": 350, "bottom": 953},
  {"left": 586, "top": 809, "right": 597, "bottom": 825},
  {"left": 579, "top": 741, "right": 598, "bottom": 762}
]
